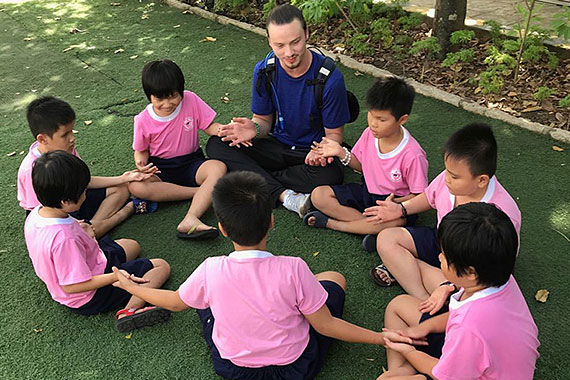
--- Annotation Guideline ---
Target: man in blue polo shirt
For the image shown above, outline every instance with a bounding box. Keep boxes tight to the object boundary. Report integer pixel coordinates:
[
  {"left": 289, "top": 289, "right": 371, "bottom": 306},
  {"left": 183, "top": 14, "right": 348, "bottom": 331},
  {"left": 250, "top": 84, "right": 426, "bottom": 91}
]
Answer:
[{"left": 206, "top": 4, "right": 350, "bottom": 217}]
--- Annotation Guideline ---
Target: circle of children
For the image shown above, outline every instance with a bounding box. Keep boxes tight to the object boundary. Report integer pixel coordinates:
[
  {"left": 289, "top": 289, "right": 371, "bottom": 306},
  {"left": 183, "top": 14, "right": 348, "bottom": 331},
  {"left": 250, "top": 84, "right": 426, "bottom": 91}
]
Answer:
[{"left": 18, "top": 4, "right": 539, "bottom": 380}]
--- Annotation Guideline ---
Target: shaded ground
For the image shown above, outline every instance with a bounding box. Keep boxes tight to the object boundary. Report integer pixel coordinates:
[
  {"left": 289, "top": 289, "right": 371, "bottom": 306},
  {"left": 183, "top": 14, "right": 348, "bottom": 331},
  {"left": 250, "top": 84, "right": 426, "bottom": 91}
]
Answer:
[{"left": 0, "top": 1, "right": 569, "bottom": 379}]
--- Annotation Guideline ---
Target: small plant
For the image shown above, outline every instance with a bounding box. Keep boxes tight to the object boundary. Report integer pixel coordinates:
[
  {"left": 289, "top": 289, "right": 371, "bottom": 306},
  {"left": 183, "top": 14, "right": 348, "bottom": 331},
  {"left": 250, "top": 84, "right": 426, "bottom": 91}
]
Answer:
[
  {"left": 559, "top": 94, "right": 570, "bottom": 108},
  {"left": 346, "top": 33, "right": 374, "bottom": 55},
  {"left": 263, "top": 0, "right": 277, "bottom": 17},
  {"left": 442, "top": 49, "right": 475, "bottom": 67},
  {"left": 551, "top": 6, "right": 570, "bottom": 41},
  {"left": 294, "top": 0, "right": 337, "bottom": 25},
  {"left": 484, "top": 19, "right": 504, "bottom": 43},
  {"left": 533, "top": 86, "right": 555, "bottom": 101},
  {"left": 397, "top": 12, "right": 424, "bottom": 31},
  {"left": 478, "top": 65, "right": 509, "bottom": 94},
  {"left": 213, "top": 0, "right": 249, "bottom": 11},
  {"left": 409, "top": 37, "right": 441, "bottom": 58},
  {"left": 449, "top": 29, "right": 475, "bottom": 45},
  {"left": 370, "top": 18, "right": 394, "bottom": 47},
  {"left": 485, "top": 45, "right": 516, "bottom": 68}
]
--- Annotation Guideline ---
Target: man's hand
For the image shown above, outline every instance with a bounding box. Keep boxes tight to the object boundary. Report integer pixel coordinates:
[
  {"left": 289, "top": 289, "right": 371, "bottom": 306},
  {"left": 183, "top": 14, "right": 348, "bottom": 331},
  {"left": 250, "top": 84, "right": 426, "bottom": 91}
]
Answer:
[
  {"left": 218, "top": 117, "right": 256, "bottom": 148},
  {"left": 419, "top": 284, "right": 455, "bottom": 315},
  {"left": 311, "top": 137, "right": 344, "bottom": 159},
  {"left": 304, "top": 149, "right": 330, "bottom": 166},
  {"left": 362, "top": 194, "right": 402, "bottom": 224}
]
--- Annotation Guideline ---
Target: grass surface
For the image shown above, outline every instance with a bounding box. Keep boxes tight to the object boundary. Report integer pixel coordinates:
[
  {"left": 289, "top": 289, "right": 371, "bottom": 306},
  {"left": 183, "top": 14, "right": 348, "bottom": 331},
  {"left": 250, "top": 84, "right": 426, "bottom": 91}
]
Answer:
[{"left": 0, "top": 1, "right": 569, "bottom": 379}]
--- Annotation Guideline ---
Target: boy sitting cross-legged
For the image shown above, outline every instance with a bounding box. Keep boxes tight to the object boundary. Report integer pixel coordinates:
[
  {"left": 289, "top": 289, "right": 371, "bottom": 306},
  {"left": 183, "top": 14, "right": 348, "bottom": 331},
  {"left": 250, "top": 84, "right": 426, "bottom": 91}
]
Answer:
[
  {"left": 365, "top": 123, "right": 521, "bottom": 302},
  {"left": 18, "top": 96, "right": 156, "bottom": 238},
  {"left": 112, "top": 171, "right": 421, "bottom": 380},
  {"left": 25, "top": 151, "right": 171, "bottom": 332},
  {"left": 378, "top": 202, "right": 539, "bottom": 380},
  {"left": 304, "top": 76, "right": 428, "bottom": 249}
]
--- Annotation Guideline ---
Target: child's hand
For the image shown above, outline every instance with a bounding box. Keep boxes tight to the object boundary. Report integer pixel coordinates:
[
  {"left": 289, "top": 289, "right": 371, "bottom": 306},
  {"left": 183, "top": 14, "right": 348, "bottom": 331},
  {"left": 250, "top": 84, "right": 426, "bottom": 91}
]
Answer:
[
  {"left": 382, "top": 328, "right": 428, "bottom": 346},
  {"left": 362, "top": 194, "right": 401, "bottom": 223},
  {"left": 383, "top": 337, "right": 417, "bottom": 354},
  {"left": 419, "top": 284, "right": 455, "bottom": 315},
  {"left": 121, "top": 168, "right": 156, "bottom": 182},
  {"left": 304, "top": 148, "right": 330, "bottom": 167},
  {"left": 219, "top": 118, "right": 256, "bottom": 148},
  {"left": 111, "top": 267, "right": 149, "bottom": 289},
  {"left": 311, "top": 137, "right": 344, "bottom": 159},
  {"left": 78, "top": 221, "right": 96, "bottom": 240}
]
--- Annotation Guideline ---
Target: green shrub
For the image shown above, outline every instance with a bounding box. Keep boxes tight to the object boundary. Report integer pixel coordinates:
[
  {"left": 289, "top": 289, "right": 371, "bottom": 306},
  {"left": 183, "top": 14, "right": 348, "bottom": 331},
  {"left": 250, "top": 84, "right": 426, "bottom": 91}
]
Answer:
[
  {"left": 397, "top": 12, "right": 424, "bottom": 31},
  {"left": 484, "top": 20, "right": 504, "bottom": 43},
  {"left": 214, "top": 0, "right": 249, "bottom": 11},
  {"left": 559, "top": 94, "right": 570, "bottom": 107},
  {"left": 442, "top": 48, "right": 475, "bottom": 67},
  {"left": 533, "top": 86, "right": 555, "bottom": 101},
  {"left": 478, "top": 65, "right": 509, "bottom": 94},
  {"left": 449, "top": 30, "right": 475, "bottom": 45},
  {"left": 370, "top": 18, "right": 394, "bottom": 47},
  {"left": 409, "top": 37, "right": 441, "bottom": 58},
  {"left": 346, "top": 33, "right": 374, "bottom": 55},
  {"left": 551, "top": 6, "right": 570, "bottom": 41}
]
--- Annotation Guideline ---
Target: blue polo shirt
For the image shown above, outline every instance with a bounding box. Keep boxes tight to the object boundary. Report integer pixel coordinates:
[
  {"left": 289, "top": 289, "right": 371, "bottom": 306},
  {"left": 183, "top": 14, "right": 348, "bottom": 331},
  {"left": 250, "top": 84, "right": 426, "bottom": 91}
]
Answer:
[{"left": 251, "top": 51, "right": 349, "bottom": 149}]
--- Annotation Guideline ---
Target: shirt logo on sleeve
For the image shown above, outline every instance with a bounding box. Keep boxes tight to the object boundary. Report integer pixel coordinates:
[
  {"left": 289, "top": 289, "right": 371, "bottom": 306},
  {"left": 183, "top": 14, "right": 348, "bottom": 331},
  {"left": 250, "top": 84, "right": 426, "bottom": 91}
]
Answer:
[
  {"left": 390, "top": 168, "right": 402, "bottom": 182},
  {"left": 183, "top": 117, "right": 194, "bottom": 131}
]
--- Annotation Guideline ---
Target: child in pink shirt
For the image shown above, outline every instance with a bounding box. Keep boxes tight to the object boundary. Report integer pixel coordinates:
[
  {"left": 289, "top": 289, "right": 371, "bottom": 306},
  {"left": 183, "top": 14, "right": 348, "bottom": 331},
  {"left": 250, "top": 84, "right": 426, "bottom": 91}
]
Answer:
[
  {"left": 112, "top": 171, "right": 420, "bottom": 380},
  {"left": 25, "top": 151, "right": 171, "bottom": 332},
  {"left": 305, "top": 77, "right": 428, "bottom": 245},
  {"left": 17, "top": 96, "right": 156, "bottom": 238},
  {"left": 379, "top": 202, "right": 539, "bottom": 380},
  {"left": 128, "top": 59, "right": 227, "bottom": 240},
  {"left": 365, "top": 123, "right": 521, "bottom": 302}
]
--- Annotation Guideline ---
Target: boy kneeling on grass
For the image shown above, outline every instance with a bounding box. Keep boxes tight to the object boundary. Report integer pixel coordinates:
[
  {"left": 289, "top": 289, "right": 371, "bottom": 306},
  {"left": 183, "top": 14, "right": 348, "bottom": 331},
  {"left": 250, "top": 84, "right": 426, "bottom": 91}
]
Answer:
[
  {"left": 25, "top": 150, "right": 171, "bottom": 332},
  {"left": 113, "top": 171, "right": 420, "bottom": 380},
  {"left": 378, "top": 202, "right": 539, "bottom": 380}
]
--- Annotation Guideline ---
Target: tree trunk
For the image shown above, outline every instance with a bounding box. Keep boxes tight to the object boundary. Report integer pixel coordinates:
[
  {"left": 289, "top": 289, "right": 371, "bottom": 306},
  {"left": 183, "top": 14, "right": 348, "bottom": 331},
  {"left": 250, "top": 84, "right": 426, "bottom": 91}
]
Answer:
[{"left": 434, "top": 0, "right": 467, "bottom": 59}]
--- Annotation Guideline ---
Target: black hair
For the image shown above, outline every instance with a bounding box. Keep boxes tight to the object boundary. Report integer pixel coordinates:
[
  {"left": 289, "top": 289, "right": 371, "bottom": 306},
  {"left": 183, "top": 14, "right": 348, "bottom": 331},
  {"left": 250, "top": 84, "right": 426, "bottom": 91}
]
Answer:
[
  {"left": 438, "top": 202, "right": 517, "bottom": 287},
  {"left": 141, "top": 59, "right": 185, "bottom": 101},
  {"left": 26, "top": 96, "right": 76, "bottom": 138},
  {"left": 212, "top": 172, "right": 272, "bottom": 246},
  {"left": 442, "top": 123, "right": 497, "bottom": 177},
  {"left": 365, "top": 76, "right": 415, "bottom": 120},
  {"left": 32, "top": 150, "right": 91, "bottom": 209},
  {"left": 266, "top": 4, "right": 307, "bottom": 32}
]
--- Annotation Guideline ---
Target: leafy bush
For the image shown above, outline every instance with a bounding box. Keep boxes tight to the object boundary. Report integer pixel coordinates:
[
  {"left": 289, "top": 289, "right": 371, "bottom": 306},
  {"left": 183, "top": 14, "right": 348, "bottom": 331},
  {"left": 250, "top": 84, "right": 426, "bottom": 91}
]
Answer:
[
  {"left": 551, "top": 6, "right": 570, "bottom": 41},
  {"left": 484, "top": 45, "right": 516, "bottom": 68},
  {"left": 533, "top": 86, "right": 555, "bottom": 101},
  {"left": 410, "top": 37, "right": 441, "bottom": 58},
  {"left": 478, "top": 65, "right": 509, "bottom": 94},
  {"left": 398, "top": 12, "right": 424, "bottom": 31},
  {"left": 370, "top": 18, "right": 393, "bottom": 47},
  {"left": 213, "top": 0, "right": 249, "bottom": 11},
  {"left": 484, "top": 20, "right": 504, "bottom": 43},
  {"left": 449, "top": 30, "right": 475, "bottom": 45},
  {"left": 442, "top": 48, "right": 475, "bottom": 67},
  {"left": 346, "top": 33, "right": 374, "bottom": 55},
  {"left": 294, "top": 0, "right": 338, "bottom": 25},
  {"left": 559, "top": 94, "right": 570, "bottom": 108}
]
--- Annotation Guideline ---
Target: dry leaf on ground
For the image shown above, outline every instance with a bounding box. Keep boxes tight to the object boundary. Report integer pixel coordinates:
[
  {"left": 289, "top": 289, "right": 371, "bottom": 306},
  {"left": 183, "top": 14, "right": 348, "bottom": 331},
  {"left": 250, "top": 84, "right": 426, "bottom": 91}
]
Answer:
[
  {"left": 313, "top": 251, "right": 319, "bottom": 257},
  {"left": 552, "top": 145, "right": 564, "bottom": 152},
  {"left": 84, "top": 120, "right": 93, "bottom": 126},
  {"left": 6, "top": 151, "right": 16, "bottom": 157},
  {"left": 535, "top": 289, "right": 549, "bottom": 303},
  {"left": 200, "top": 36, "right": 217, "bottom": 42},
  {"left": 72, "top": 130, "right": 79, "bottom": 134},
  {"left": 125, "top": 332, "right": 133, "bottom": 339},
  {"left": 110, "top": 2, "right": 121, "bottom": 6},
  {"left": 114, "top": 48, "right": 124, "bottom": 54},
  {"left": 130, "top": 55, "right": 138, "bottom": 60},
  {"left": 33, "top": 328, "right": 42, "bottom": 333},
  {"left": 173, "top": 25, "right": 181, "bottom": 28},
  {"left": 521, "top": 106, "right": 542, "bottom": 113},
  {"left": 69, "top": 27, "right": 85, "bottom": 34}
]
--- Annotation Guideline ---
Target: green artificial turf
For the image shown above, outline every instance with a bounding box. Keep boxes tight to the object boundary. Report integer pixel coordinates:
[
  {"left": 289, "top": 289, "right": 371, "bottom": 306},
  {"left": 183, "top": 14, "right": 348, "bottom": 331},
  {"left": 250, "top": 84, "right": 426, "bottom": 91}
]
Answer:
[{"left": 0, "top": 1, "right": 569, "bottom": 379}]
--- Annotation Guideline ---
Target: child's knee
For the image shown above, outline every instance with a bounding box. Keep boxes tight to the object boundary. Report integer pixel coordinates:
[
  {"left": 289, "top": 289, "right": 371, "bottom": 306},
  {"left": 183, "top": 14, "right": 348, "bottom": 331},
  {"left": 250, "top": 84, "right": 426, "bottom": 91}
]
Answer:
[
  {"left": 151, "top": 258, "right": 171, "bottom": 276},
  {"left": 315, "top": 271, "right": 346, "bottom": 290},
  {"left": 311, "top": 185, "right": 333, "bottom": 208},
  {"left": 127, "top": 181, "right": 148, "bottom": 198},
  {"left": 116, "top": 238, "right": 141, "bottom": 257}
]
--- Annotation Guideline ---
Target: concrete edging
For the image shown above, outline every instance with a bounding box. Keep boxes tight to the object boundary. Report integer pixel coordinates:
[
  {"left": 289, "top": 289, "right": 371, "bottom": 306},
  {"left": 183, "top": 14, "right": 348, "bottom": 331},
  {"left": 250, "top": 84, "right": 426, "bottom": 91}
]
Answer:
[{"left": 165, "top": 0, "right": 570, "bottom": 144}]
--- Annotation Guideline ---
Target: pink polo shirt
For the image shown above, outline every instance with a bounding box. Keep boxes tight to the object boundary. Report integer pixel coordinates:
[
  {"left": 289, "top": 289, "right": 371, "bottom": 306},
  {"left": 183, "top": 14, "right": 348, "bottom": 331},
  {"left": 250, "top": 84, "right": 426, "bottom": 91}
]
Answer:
[
  {"left": 24, "top": 206, "right": 107, "bottom": 308},
  {"left": 17, "top": 142, "right": 80, "bottom": 211},
  {"left": 132, "top": 90, "right": 216, "bottom": 159},
  {"left": 178, "top": 250, "right": 328, "bottom": 368},
  {"left": 425, "top": 171, "right": 521, "bottom": 235},
  {"left": 351, "top": 127, "right": 428, "bottom": 196},
  {"left": 432, "top": 276, "right": 539, "bottom": 380}
]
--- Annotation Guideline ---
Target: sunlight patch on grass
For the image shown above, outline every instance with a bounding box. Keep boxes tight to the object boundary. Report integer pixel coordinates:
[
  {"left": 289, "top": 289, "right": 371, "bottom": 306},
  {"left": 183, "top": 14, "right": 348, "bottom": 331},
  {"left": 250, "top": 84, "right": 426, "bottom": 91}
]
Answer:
[
  {"left": 0, "top": 93, "right": 36, "bottom": 113},
  {"left": 550, "top": 203, "right": 570, "bottom": 234}
]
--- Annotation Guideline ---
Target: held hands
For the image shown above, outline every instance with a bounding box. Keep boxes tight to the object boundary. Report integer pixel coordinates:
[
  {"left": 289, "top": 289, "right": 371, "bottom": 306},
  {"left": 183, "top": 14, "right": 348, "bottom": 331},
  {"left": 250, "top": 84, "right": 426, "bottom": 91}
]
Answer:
[
  {"left": 362, "top": 194, "right": 401, "bottom": 224},
  {"left": 305, "top": 137, "right": 338, "bottom": 167},
  {"left": 419, "top": 284, "right": 455, "bottom": 315},
  {"left": 122, "top": 166, "right": 158, "bottom": 182},
  {"left": 382, "top": 327, "right": 428, "bottom": 353},
  {"left": 218, "top": 117, "right": 256, "bottom": 148},
  {"left": 111, "top": 266, "right": 149, "bottom": 289}
]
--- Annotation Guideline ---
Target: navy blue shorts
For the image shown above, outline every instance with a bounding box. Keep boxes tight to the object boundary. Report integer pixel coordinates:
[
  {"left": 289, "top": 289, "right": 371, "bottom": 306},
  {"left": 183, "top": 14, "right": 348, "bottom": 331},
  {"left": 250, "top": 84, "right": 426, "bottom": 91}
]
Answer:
[
  {"left": 71, "top": 236, "right": 153, "bottom": 316},
  {"left": 331, "top": 182, "right": 418, "bottom": 226},
  {"left": 197, "top": 280, "right": 346, "bottom": 380},
  {"left": 416, "top": 304, "right": 448, "bottom": 359},
  {"left": 149, "top": 148, "right": 206, "bottom": 187},
  {"left": 405, "top": 226, "right": 440, "bottom": 267},
  {"left": 69, "top": 187, "right": 107, "bottom": 221}
]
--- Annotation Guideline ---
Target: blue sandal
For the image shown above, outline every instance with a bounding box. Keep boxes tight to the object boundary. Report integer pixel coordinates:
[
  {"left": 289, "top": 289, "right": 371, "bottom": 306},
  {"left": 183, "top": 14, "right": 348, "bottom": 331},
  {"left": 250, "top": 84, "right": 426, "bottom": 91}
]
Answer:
[{"left": 303, "top": 211, "right": 329, "bottom": 228}]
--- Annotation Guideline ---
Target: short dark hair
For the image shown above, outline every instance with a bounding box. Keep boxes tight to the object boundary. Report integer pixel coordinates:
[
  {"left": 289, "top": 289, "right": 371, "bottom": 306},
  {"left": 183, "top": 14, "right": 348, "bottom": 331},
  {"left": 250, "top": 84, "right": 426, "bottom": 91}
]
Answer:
[
  {"left": 266, "top": 4, "right": 307, "bottom": 32},
  {"left": 32, "top": 150, "right": 90, "bottom": 209},
  {"left": 365, "top": 76, "right": 415, "bottom": 120},
  {"left": 212, "top": 172, "right": 272, "bottom": 246},
  {"left": 442, "top": 123, "right": 497, "bottom": 177},
  {"left": 438, "top": 202, "right": 517, "bottom": 287},
  {"left": 26, "top": 96, "right": 76, "bottom": 138},
  {"left": 141, "top": 59, "right": 185, "bottom": 101}
]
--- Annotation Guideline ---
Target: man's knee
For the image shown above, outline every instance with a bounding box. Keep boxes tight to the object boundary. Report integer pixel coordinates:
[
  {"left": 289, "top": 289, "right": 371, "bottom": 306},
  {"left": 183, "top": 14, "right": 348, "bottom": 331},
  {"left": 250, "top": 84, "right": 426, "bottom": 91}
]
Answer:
[
  {"left": 205, "top": 136, "right": 227, "bottom": 158},
  {"left": 309, "top": 161, "right": 343, "bottom": 186}
]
